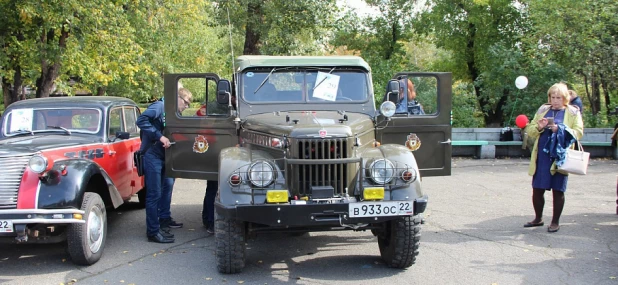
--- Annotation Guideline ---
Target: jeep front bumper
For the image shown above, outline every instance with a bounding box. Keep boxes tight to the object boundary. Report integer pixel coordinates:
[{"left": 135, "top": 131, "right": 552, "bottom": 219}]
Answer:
[{"left": 215, "top": 196, "right": 427, "bottom": 227}]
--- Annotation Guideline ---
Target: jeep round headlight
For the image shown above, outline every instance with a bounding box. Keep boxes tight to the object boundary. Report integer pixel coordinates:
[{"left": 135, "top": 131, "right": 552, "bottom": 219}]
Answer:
[
  {"left": 248, "top": 161, "right": 275, "bottom": 188},
  {"left": 28, "top": 155, "right": 48, "bottom": 174},
  {"left": 368, "top": 159, "right": 395, "bottom": 184},
  {"left": 380, "top": 101, "right": 396, "bottom": 117}
]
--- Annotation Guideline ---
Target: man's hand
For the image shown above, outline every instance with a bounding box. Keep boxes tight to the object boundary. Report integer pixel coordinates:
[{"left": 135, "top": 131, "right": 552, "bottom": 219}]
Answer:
[{"left": 160, "top": 136, "right": 172, "bottom": 148}]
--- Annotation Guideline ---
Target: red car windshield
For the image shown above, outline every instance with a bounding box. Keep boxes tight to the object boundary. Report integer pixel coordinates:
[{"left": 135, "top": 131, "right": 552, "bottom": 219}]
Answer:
[{"left": 3, "top": 108, "right": 101, "bottom": 136}]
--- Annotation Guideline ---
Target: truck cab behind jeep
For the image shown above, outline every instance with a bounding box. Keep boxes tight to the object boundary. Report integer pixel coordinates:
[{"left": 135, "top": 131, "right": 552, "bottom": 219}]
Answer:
[{"left": 163, "top": 56, "right": 452, "bottom": 273}]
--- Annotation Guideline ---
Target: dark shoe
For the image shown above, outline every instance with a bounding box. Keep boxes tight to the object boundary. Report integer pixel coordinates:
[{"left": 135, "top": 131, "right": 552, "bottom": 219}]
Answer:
[
  {"left": 160, "top": 229, "right": 174, "bottom": 238},
  {"left": 160, "top": 218, "right": 183, "bottom": 229},
  {"left": 204, "top": 223, "right": 214, "bottom": 235},
  {"left": 148, "top": 232, "right": 175, "bottom": 243},
  {"left": 523, "top": 221, "right": 544, "bottom": 228},
  {"left": 547, "top": 225, "right": 560, "bottom": 233}
]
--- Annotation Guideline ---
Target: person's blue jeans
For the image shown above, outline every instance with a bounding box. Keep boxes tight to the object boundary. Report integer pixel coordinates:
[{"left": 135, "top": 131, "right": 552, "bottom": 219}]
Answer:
[
  {"left": 144, "top": 151, "right": 175, "bottom": 236},
  {"left": 202, "top": 180, "right": 218, "bottom": 226}
]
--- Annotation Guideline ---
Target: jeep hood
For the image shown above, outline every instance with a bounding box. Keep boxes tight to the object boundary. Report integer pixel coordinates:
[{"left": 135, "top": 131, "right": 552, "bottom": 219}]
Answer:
[
  {"left": 243, "top": 111, "right": 373, "bottom": 138},
  {"left": 0, "top": 134, "right": 100, "bottom": 156}
]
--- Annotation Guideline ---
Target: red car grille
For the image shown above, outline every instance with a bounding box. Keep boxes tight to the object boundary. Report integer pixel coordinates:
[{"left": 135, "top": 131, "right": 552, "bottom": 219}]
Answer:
[{"left": 0, "top": 155, "right": 32, "bottom": 209}]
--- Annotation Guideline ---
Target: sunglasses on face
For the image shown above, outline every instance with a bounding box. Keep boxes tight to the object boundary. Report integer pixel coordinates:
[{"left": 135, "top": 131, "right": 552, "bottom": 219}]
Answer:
[{"left": 179, "top": 96, "right": 190, "bottom": 107}]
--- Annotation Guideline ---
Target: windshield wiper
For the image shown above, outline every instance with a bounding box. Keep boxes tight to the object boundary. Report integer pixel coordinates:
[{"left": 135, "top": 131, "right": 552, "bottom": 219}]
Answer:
[
  {"left": 254, "top": 68, "right": 277, "bottom": 94},
  {"left": 11, "top": 129, "right": 34, "bottom": 136},
  {"left": 312, "top": 67, "right": 337, "bottom": 90},
  {"left": 46, "top": 126, "right": 72, "bottom": 135}
]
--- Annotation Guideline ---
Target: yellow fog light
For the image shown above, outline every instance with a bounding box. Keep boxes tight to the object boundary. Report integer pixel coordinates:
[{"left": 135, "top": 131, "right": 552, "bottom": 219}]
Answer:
[
  {"left": 266, "top": 190, "right": 289, "bottom": 203},
  {"left": 73, "top": 213, "right": 83, "bottom": 220},
  {"left": 363, "top": 187, "right": 384, "bottom": 201}
]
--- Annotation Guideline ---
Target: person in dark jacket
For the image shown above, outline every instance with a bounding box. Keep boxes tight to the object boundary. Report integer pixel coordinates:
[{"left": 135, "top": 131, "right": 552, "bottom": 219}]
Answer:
[
  {"left": 137, "top": 88, "right": 192, "bottom": 243},
  {"left": 568, "top": 90, "right": 583, "bottom": 113}
]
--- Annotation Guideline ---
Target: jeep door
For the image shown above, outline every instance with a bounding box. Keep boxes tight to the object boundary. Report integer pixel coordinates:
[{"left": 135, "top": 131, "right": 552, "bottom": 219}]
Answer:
[
  {"left": 376, "top": 73, "right": 452, "bottom": 177},
  {"left": 163, "top": 74, "right": 237, "bottom": 180}
]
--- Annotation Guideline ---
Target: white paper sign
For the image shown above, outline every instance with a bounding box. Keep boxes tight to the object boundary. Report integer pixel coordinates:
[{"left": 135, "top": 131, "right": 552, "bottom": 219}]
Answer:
[
  {"left": 9, "top": 109, "right": 34, "bottom": 132},
  {"left": 313, "top": 72, "right": 340, "bottom": 101}
]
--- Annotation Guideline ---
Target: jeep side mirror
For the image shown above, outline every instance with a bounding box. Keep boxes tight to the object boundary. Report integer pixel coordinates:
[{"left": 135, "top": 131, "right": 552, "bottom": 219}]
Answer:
[
  {"left": 385, "top": 80, "right": 400, "bottom": 103},
  {"left": 217, "top": 79, "right": 231, "bottom": 105},
  {"left": 116, "top": 131, "right": 130, "bottom": 140}
]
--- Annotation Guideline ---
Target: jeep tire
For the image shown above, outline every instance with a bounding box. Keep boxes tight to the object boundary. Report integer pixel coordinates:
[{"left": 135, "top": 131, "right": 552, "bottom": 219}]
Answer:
[
  {"left": 378, "top": 215, "right": 421, "bottom": 268},
  {"left": 67, "top": 192, "right": 107, "bottom": 265},
  {"left": 215, "top": 212, "right": 246, "bottom": 274}
]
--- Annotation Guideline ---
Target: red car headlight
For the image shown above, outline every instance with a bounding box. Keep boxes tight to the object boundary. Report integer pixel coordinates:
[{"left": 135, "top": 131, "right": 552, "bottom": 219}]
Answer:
[{"left": 28, "top": 155, "right": 48, "bottom": 174}]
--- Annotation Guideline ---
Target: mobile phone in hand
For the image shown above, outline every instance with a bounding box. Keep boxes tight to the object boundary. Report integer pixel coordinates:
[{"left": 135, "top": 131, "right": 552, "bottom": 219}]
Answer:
[{"left": 547, "top": 117, "right": 554, "bottom": 125}]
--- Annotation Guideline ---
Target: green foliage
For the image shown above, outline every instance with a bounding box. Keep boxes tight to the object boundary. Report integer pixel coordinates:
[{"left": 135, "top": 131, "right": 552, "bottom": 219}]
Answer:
[
  {"left": 452, "top": 81, "right": 484, "bottom": 127},
  {"left": 214, "top": 0, "right": 339, "bottom": 56}
]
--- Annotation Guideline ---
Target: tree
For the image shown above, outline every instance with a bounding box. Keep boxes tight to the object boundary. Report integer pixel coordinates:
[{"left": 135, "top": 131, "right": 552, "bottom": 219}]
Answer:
[
  {"left": 415, "top": 0, "right": 526, "bottom": 126},
  {"left": 215, "top": 0, "right": 339, "bottom": 56},
  {"left": 0, "top": 0, "right": 147, "bottom": 107},
  {"left": 329, "top": 0, "right": 418, "bottom": 103},
  {"left": 526, "top": 0, "right": 618, "bottom": 118}
]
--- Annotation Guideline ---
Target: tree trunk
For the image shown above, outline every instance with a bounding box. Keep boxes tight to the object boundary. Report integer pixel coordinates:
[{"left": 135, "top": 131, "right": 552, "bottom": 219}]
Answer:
[
  {"left": 36, "top": 25, "right": 69, "bottom": 98},
  {"left": 600, "top": 73, "right": 612, "bottom": 116},
  {"left": 590, "top": 72, "right": 601, "bottom": 115},
  {"left": 243, "top": 2, "right": 261, "bottom": 55},
  {"left": 384, "top": 22, "right": 397, "bottom": 60},
  {"left": 96, "top": 86, "right": 106, "bottom": 96}
]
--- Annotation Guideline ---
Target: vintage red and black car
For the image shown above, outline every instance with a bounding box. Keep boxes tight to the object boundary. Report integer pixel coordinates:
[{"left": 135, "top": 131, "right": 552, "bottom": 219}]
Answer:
[{"left": 0, "top": 96, "right": 144, "bottom": 265}]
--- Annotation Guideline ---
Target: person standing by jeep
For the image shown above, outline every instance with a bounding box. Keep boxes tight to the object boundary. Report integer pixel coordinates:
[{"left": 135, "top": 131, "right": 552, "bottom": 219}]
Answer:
[
  {"left": 523, "top": 83, "right": 583, "bottom": 233},
  {"left": 137, "top": 88, "right": 192, "bottom": 243}
]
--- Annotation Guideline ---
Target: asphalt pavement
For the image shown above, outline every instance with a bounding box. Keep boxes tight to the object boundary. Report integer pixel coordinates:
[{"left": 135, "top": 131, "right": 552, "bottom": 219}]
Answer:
[{"left": 1, "top": 158, "right": 617, "bottom": 285}]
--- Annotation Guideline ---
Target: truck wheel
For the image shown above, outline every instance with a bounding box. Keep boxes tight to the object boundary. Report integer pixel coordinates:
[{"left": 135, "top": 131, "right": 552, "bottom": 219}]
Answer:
[
  {"left": 67, "top": 192, "right": 107, "bottom": 265},
  {"left": 215, "top": 212, "right": 246, "bottom": 274},
  {"left": 137, "top": 187, "right": 147, "bottom": 208},
  {"left": 378, "top": 215, "right": 421, "bottom": 268}
]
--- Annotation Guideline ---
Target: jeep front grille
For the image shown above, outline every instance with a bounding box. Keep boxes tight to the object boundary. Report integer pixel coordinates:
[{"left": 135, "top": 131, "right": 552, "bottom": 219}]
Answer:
[
  {"left": 291, "top": 138, "right": 349, "bottom": 196},
  {"left": 0, "top": 155, "right": 32, "bottom": 209}
]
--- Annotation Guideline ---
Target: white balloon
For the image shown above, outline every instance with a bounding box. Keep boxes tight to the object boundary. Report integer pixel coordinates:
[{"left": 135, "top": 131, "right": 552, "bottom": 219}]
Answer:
[{"left": 515, "top": 76, "right": 528, "bottom": 89}]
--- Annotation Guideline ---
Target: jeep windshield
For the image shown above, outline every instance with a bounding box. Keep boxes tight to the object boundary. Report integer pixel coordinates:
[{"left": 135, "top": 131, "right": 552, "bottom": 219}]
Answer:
[
  {"left": 241, "top": 67, "right": 369, "bottom": 103},
  {"left": 2, "top": 108, "right": 101, "bottom": 136}
]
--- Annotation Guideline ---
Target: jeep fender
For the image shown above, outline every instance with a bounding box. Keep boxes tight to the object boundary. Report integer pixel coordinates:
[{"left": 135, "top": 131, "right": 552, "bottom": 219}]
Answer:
[
  {"left": 218, "top": 147, "right": 285, "bottom": 207},
  {"left": 37, "top": 159, "right": 123, "bottom": 210},
  {"left": 357, "top": 144, "right": 423, "bottom": 201}
]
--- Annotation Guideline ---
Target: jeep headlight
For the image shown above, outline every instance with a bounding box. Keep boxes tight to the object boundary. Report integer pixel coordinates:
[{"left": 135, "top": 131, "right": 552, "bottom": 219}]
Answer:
[
  {"left": 379, "top": 101, "right": 396, "bottom": 117},
  {"left": 368, "top": 159, "right": 395, "bottom": 184},
  {"left": 28, "top": 155, "right": 48, "bottom": 174},
  {"left": 248, "top": 161, "right": 275, "bottom": 188}
]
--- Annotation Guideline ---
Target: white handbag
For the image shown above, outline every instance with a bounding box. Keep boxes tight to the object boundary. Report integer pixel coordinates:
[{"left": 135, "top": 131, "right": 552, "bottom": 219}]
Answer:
[{"left": 557, "top": 141, "right": 590, "bottom": 175}]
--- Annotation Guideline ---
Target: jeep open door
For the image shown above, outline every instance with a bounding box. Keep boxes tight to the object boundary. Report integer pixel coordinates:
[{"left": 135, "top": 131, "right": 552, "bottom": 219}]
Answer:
[
  {"left": 376, "top": 72, "right": 452, "bottom": 177},
  {"left": 163, "top": 74, "right": 237, "bottom": 180}
]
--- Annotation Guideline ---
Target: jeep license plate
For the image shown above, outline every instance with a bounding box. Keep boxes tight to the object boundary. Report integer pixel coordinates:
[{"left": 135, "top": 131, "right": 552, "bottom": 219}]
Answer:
[
  {"left": 349, "top": 201, "right": 413, "bottom": 218},
  {"left": 0, "top": 220, "right": 13, "bottom": 233}
]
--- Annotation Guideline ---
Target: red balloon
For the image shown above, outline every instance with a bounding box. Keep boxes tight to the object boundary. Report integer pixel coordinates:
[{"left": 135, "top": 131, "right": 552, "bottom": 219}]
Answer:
[{"left": 515, "top": 114, "right": 529, "bottom": 128}]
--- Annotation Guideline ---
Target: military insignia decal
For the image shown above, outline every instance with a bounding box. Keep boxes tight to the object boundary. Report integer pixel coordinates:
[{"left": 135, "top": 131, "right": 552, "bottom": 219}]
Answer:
[
  {"left": 193, "top": 135, "right": 209, "bottom": 153},
  {"left": 405, "top": 133, "right": 421, "bottom": 151},
  {"left": 319, "top": 130, "right": 327, "bottom": 138}
]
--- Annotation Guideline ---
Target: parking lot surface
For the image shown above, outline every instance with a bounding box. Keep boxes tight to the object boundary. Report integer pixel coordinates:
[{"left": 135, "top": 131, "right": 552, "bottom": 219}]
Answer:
[{"left": 1, "top": 158, "right": 617, "bottom": 285}]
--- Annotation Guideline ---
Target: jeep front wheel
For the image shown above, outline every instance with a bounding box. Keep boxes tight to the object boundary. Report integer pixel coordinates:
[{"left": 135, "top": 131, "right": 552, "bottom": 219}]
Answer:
[
  {"left": 215, "top": 212, "right": 246, "bottom": 274},
  {"left": 377, "top": 215, "right": 421, "bottom": 268},
  {"left": 67, "top": 192, "right": 107, "bottom": 265}
]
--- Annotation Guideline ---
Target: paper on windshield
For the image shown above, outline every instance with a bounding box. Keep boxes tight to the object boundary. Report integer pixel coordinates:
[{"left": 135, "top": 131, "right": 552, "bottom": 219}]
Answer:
[
  {"left": 9, "top": 109, "right": 34, "bottom": 132},
  {"left": 313, "top": 72, "right": 340, "bottom": 101}
]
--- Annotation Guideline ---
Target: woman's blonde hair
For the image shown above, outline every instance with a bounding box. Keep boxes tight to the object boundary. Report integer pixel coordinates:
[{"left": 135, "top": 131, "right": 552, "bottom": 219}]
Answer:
[{"left": 547, "top": 83, "right": 570, "bottom": 106}]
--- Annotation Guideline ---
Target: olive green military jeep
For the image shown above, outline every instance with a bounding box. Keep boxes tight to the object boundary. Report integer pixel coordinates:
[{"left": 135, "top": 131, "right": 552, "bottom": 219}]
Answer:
[{"left": 163, "top": 55, "right": 452, "bottom": 273}]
